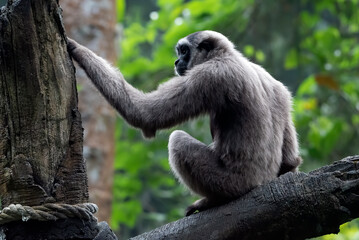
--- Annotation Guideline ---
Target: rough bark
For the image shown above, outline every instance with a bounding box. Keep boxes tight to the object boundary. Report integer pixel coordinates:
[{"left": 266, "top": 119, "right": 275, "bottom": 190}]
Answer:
[
  {"left": 61, "top": 0, "right": 117, "bottom": 222},
  {"left": 0, "top": 0, "right": 88, "bottom": 207},
  {"left": 1, "top": 219, "right": 117, "bottom": 240},
  {"left": 130, "top": 155, "right": 359, "bottom": 240},
  {"left": 0, "top": 1, "right": 118, "bottom": 239}
]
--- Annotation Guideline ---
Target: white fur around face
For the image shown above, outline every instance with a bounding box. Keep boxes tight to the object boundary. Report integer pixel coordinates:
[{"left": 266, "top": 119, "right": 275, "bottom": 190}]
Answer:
[{"left": 177, "top": 37, "right": 190, "bottom": 46}]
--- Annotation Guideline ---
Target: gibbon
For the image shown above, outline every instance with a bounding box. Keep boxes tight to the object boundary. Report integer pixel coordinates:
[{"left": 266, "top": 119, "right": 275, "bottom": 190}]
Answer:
[{"left": 67, "top": 30, "right": 302, "bottom": 216}]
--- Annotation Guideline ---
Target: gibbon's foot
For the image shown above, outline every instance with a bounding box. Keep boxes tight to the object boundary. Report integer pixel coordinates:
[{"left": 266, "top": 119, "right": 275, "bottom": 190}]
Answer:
[
  {"left": 185, "top": 198, "right": 217, "bottom": 216},
  {"left": 186, "top": 204, "right": 199, "bottom": 216}
]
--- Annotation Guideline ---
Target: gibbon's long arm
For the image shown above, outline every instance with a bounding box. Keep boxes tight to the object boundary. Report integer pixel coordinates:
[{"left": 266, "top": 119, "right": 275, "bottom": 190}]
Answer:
[{"left": 67, "top": 38, "right": 220, "bottom": 138}]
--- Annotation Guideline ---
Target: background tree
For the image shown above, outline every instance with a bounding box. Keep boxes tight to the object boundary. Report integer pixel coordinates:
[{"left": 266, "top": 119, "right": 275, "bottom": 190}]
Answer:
[{"left": 61, "top": 0, "right": 119, "bottom": 222}]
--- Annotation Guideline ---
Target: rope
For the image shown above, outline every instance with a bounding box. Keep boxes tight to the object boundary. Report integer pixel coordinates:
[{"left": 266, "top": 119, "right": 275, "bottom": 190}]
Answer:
[{"left": 0, "top": 203, "right": 98, "bottom": 225}]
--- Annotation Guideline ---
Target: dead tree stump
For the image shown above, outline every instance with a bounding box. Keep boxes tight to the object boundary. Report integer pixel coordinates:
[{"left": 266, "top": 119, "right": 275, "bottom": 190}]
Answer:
[{"left": 0, "top": 0, "right": 117, "bottom": 239}]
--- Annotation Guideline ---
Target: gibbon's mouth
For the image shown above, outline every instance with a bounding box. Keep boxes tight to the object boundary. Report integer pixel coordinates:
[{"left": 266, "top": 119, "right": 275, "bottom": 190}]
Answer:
[
  {"left": 175, "top": 68, "right": 186, "bottom": 77},
  {"left": 175, "top": 67, "right": 186, "bottom": 76}
]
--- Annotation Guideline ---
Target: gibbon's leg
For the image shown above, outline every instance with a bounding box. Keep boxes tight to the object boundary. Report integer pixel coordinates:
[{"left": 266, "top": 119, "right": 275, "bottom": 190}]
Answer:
[
  {"left": 168, "top": 130, "right": 238, "bottom": 215},
  {"left": 168, "top": 130, "right": 220, "bottom": 196},
  {"left": 279, "top": 122, "right": 302, "bottom": 176}
]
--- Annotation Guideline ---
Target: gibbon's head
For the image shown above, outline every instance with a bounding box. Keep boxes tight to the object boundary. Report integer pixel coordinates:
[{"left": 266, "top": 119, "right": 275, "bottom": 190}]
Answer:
[{"left": 174, "top": 30, "right": 235, "bottom": 76}]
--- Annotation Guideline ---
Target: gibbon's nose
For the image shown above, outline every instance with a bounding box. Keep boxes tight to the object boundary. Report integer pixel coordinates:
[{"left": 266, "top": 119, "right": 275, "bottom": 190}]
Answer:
[{"left": 175, "top": 59, "right": 179, "bottom": 65}]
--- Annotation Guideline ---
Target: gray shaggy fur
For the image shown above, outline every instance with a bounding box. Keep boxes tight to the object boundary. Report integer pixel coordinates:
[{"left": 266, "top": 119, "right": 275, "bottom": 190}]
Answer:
[{"left": 67, "top": 30, "right": 302, "bottom": 216}]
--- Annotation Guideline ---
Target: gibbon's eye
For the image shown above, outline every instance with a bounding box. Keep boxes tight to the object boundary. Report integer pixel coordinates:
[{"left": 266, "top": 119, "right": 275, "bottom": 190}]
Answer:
[{"left": 180, "top": 46, "right": 188, "bottom": 55}]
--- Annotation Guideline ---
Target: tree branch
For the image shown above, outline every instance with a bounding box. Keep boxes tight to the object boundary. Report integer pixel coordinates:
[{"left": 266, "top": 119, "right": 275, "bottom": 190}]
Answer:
[{"left": 130, "top": 155, "right": 359, "bottom": 240}]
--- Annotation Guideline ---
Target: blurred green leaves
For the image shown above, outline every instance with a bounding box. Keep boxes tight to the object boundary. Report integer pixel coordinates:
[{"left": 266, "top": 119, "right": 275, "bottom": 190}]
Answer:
[
  {"left": 119, "top": 0, "right": 254, "bottom": 84},
  {"left": 286, "top": 0, "right": 359, "bottom": 173},
  {"left": 112, "top": 0, "right": 359, "bottom": 238},
  {"left": 319, "top": 221, "right": 359, "bottom": 240},
  {"left": 285, "top": 49, "right": 298, "bottom": 70},
  {"left": 116, "top": 0, "right": 125, "bottom": 22},
  {"left": 288, "top": 3, "right": 359, "bottom": 238}
]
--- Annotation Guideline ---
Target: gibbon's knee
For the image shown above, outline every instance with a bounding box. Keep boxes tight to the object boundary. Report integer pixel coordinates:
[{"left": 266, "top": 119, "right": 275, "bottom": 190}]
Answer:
[
  {"left": 168, "top": 130, "right": 193, "bottom": 180},
  {"left": 168, "top": 129, "right": 207, "bottom": 166},
  {"left": 168, "top": 130, "right": 189, "bottom": 150},
  {"left": 168, "top": 130, "right": 215, "bottom": 196},
  {"left": 168, "top": 131, "right": 240, "bottom": 199}
]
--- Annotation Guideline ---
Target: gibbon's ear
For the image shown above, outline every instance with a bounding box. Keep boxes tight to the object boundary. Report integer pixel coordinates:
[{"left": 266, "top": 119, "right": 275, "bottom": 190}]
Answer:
[{"left": 197, "top": 38, "right": 216, "bottom": 52}]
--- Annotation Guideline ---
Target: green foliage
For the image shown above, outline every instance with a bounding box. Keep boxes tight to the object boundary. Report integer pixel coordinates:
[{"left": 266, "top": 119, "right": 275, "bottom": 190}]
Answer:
[
  {"left": 287, "top": 0, "right": 359, "bottom": 172},
  {"left": 119, "top": 0, "right": 254, "bottom": 83},
  {"left": 116, "top": 0, "right": 125, "bottom": 22},
  {"left": 112, "top": 0, "right": 359, "bottom": 238},
  {"left": 285, "top": 49, "right": 298, "bottom": 70},
  {"left": 287, "top": 1, "right": 359, "bottom": 238},
  {"left": 314, "top": 221, "right": 359, "bottom": 240}
]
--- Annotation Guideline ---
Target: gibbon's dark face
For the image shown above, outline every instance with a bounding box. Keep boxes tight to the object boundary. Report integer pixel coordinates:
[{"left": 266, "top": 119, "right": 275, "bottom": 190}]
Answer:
[
  {"left": 175, "top": 42, "right": 191, "bottom": 76},
  {"left": 175, "top": 31, "right": 218, "bottom": 76}
]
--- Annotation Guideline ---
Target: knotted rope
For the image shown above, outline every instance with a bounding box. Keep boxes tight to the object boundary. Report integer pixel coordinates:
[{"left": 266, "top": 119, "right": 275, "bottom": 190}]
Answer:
[{"left": 0, "top": 203, "right": 98, "bottom": 225}]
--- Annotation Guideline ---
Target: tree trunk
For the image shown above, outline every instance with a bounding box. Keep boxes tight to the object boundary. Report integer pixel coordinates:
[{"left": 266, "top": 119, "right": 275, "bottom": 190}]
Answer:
[
  {"left": 130, "top": 155, "right": 359, "bottom": 240},
  {"left": 0, "top": 0, "right": 87, "bottom": 208},
  {"left": 0, "top": 0, "right": 117, "bottom": 239},
  {"left": 60, "top": 0, "right": 118, "bottom": 223}
]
